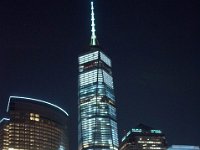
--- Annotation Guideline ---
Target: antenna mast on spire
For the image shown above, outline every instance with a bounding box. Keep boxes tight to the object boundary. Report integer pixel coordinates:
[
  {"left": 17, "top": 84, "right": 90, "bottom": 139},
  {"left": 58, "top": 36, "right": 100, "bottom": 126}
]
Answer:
[{"left": 90, "top": 1, "right": 98, "bottom": 46}]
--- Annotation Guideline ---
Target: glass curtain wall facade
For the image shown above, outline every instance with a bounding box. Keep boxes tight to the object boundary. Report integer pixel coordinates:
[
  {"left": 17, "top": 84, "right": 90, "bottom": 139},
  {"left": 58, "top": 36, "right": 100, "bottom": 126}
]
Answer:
[
  {"left": 0, "top": 96, "right": 69, "bottom": 150},
  {"left": 119, "top": 124, "right": 167, "bottom": 150},
  {"left": 78, "top": 46, "right": 119, "bottom": 150}
]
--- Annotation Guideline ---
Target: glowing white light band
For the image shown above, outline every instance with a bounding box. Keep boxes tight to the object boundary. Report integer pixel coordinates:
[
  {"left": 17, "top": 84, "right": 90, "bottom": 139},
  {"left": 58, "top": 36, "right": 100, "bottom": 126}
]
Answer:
[
  {"left": 0, "top": 118, "right": 10, "bottom": 124},
  {"left": 7, "top": 96, "right": 69, "bottom": 116},
  {"left": 91, "top": 1, "right": 96, "bottom": 45}
]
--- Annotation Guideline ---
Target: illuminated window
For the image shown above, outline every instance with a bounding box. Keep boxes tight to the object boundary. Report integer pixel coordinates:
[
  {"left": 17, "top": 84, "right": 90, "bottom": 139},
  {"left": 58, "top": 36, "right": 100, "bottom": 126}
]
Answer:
[
  {"left": 29, "top": 113, "right": 40, "bottom": 122},
  {"left": 100, "top": 52, "right": 111, "bottom": 67},
  {"left": 79, "top": 51, "right": 99, "bottom": 64}
]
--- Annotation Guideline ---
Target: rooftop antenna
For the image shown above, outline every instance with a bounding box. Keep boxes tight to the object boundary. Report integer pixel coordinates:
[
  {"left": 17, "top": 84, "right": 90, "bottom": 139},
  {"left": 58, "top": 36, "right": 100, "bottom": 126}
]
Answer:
[{"left": 90, "top": 1, "right": 98, "bottom": 46}]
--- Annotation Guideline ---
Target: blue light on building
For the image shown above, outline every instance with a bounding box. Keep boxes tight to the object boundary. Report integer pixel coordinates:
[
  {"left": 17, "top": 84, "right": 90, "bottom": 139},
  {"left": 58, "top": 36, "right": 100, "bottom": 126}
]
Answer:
[
  {"left": 78, "top": 2, "right": 119, "bottom": 150},
  {"left": 168, "top": 145, "right": 200, "bottom": 150}
]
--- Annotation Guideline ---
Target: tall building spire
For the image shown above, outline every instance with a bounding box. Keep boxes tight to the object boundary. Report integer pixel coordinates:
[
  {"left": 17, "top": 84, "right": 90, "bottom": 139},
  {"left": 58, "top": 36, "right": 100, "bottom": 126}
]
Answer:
[
  {"left": 90, "top": 1, "right": 98, "bottom": 46},
  {"left": 78, "top": 2, "right": 119, "bottom": 150}
]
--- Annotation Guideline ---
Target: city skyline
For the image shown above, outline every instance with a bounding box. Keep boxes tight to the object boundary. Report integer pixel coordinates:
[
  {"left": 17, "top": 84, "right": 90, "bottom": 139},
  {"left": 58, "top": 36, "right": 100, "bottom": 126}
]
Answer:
[{"left": 0, "top": 0, "right": 199, "bottom": 150}]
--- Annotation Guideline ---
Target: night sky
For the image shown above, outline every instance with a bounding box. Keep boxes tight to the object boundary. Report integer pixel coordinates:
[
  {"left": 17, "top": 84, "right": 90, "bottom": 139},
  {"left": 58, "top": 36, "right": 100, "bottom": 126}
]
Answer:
[{"left": 0, "top": 0, "right": 200, "bottom": 149}]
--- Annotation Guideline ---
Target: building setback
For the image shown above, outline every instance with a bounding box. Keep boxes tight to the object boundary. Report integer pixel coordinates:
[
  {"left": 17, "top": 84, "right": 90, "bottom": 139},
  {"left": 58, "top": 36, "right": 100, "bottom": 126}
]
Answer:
[
  {"left": 0, "top": 96, "right": 69, "bottom": 150},
  {"left": 78, "top": 2, "right": 119, "bottom": 150},
  {"left": 119, "top": 124, "right": 167, "bottom": 150}
]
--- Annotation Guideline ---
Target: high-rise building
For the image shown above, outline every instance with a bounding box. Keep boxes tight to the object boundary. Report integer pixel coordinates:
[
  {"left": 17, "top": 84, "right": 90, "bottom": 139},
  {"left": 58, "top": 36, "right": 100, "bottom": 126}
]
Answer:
[
  {"left": 78, "top": 2, "right": 119, "bottom": 150},
  {"left": 119, "top": 124, "right": 167, "bottom": 150},
  {"left": 0, "top": 96, "right": 69, "bottom": 150},
  {"left": 168, "top": 145, "right": 200, "bottom": 150}
]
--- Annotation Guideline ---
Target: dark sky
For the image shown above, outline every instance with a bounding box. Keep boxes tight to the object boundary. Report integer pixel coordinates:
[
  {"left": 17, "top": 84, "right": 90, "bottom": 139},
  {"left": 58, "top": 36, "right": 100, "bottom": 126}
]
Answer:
[{"left": 0, "top": 0, "right": 200, "bottom": 149}]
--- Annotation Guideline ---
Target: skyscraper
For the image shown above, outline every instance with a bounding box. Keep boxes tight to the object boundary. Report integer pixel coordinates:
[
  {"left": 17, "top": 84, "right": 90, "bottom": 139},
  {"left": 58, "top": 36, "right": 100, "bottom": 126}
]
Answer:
[
  {"left": 0, "top": 96, "right": 69, "bottom": 150},
  {"left": 119, "top": 124, "right": 167, "bottom": 150},
  {"left": 78, "top": 2, "right": 119, "bottom": 150}
]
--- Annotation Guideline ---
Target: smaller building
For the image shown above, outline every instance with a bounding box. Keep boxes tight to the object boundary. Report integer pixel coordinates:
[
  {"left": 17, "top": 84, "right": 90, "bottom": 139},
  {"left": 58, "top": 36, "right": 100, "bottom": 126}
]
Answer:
[
  {"left": 168, "top": 145, "right": 200, "bottom": 150},
  {"left": 119, "top": 123, "right": 167, "bottom": 150},
  {"left": 0, "top": 96, "right": 69, "bottom": 150}
]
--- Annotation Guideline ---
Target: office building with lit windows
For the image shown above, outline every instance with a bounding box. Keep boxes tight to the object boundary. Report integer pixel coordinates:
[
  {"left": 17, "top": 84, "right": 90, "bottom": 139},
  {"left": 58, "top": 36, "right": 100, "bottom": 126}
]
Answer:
[
  {"left": 78, "top": 2, "right": 119, "bottom": 150},
  {"left": 119, "top": 124, "right": 167, "bottom": 150},
  {"left": 168, "top": 145, "right": 200, "bottom": 150},
  {"left": 0, "top": 96, "right": 69, "bottom": 150}
]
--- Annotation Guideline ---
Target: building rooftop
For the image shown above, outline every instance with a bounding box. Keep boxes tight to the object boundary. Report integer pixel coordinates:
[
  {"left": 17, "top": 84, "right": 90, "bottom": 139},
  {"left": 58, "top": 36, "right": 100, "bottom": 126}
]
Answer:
[
  {"left": 121, "top": 123, "right": 163, "bottom": 142},
  {"left": 7, "top": 96, "right": 69, "bottom": 116}
]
